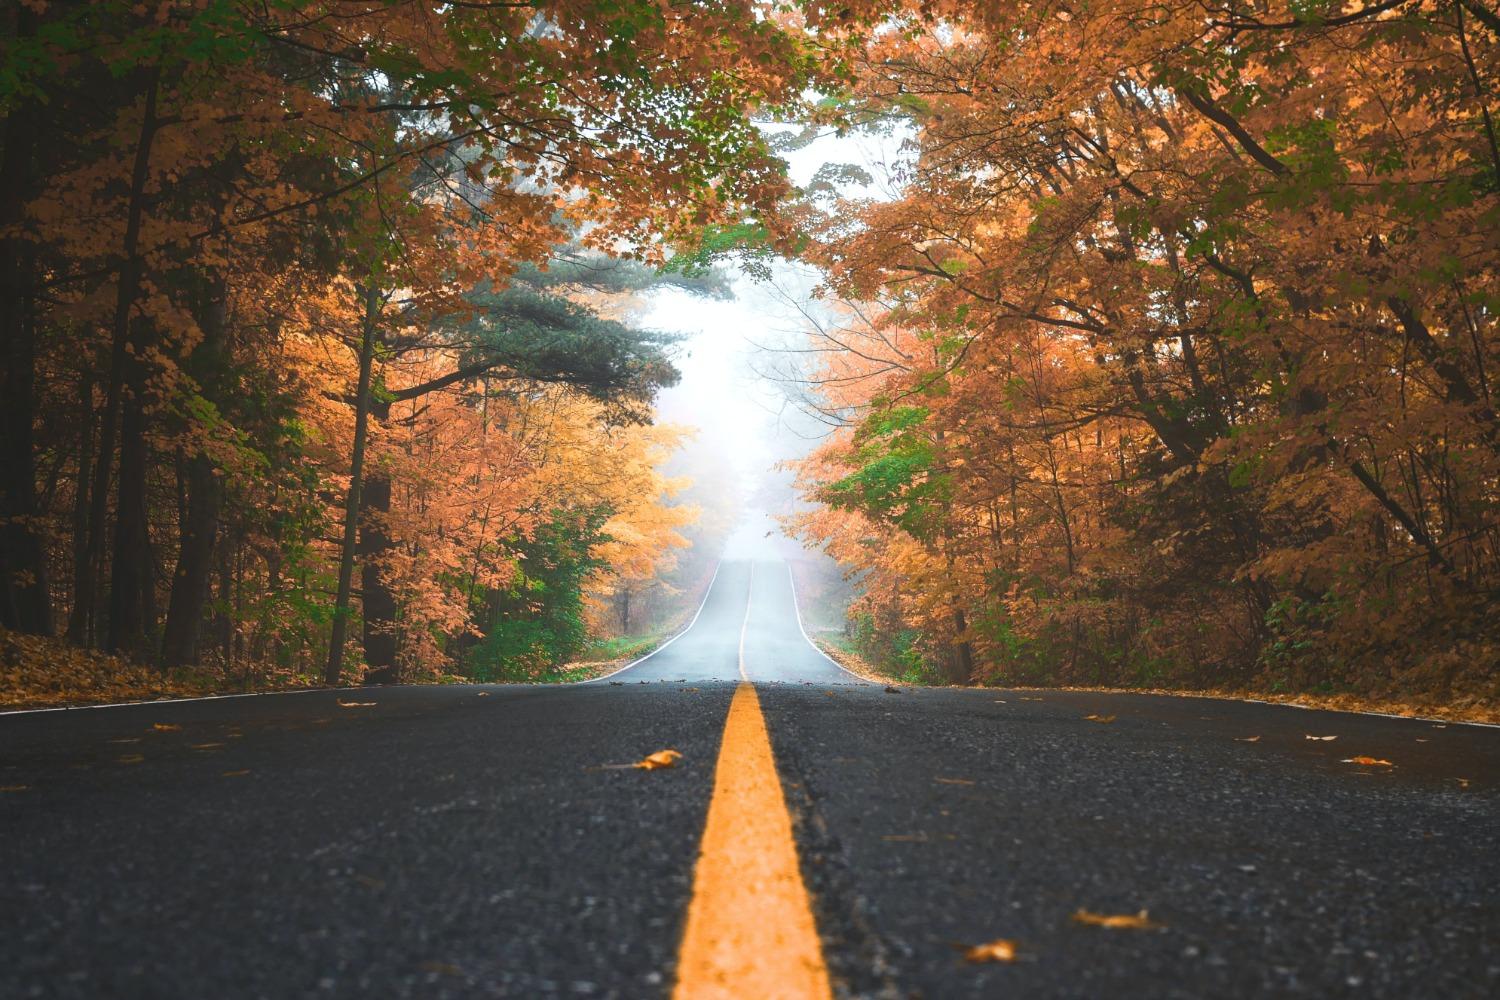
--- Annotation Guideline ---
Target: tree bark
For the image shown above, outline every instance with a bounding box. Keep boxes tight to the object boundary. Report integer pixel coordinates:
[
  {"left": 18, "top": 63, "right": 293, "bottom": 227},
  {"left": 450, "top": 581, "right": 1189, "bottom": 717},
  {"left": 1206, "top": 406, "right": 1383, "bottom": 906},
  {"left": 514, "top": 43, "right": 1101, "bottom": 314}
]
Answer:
[
  {"left": 0, "top": 6, "right": 54, "bottom": 635},
  {"left": 160, "top": 275, "right": 229, "bottom": 667},
  {"left": 359, "top": 396, "right": 399, "bottom": 684},
  {"left": 81, "top": 64, "right": 161, "bottom": 650},
  {"left": 325, "top": 283, "right": 380, "bottom": 685}
]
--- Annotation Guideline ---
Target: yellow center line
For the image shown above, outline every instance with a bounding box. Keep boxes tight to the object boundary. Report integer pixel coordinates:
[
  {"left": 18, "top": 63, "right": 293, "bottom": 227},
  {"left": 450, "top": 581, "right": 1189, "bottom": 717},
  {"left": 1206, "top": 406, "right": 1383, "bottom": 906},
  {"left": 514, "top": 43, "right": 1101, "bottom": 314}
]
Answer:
[{"left": 672, "top": 564, "right": 832, "bottom": 1000}]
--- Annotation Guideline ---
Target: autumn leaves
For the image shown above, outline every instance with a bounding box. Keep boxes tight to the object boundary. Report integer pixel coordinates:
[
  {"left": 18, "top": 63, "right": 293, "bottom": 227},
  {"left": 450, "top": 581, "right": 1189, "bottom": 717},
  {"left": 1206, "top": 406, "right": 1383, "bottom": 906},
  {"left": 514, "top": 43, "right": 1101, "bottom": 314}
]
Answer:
[{"left": 784, "top": 0, "right": 1500, "bottom": 700}]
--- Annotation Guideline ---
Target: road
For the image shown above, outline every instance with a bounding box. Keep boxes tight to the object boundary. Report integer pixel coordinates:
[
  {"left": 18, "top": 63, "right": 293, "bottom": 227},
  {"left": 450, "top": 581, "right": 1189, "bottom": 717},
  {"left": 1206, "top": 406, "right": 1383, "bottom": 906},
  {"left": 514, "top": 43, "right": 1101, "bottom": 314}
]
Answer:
[{"left": 2, "top": 559, "right": 1497, "bottom": 998}]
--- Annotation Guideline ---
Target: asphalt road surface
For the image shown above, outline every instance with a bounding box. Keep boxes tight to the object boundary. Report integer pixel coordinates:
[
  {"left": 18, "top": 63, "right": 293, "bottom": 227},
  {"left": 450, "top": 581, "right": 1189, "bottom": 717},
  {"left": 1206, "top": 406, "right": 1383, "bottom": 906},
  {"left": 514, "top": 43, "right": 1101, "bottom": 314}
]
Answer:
[{"left": 2, "top": 559, "right": 1497, "bottom": 998}]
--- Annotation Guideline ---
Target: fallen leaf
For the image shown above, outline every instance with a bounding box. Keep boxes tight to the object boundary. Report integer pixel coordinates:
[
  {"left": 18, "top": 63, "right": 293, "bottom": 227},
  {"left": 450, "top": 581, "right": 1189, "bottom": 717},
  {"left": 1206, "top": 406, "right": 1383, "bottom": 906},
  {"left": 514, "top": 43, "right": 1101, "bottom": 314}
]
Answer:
[
  {"left": 0, "top": 785, "right": 29, "bottom": 792},
  {"left": 964, "top": 939, "right": 1019, "bottom": 963},
  {"left": 1020, "top": 696, "right": 1044, "bottom": 702},
  {"left": 824, "top": 690, "right": 836, "bottom": 697},
  {"left": 118, "top": 754, "right": 144, "bottom": 764},
  {"left": 1342, "top": 756, "right": 1394, "bottom": 767},
  {"left": 682, "top": 687, "right": 699, "bottom": 693},
  {"left": 1415, "top": 738, "right": 1429, "bottom": 743},
  {"left": 1305, "top": 735, "right": 1337, "bottom": 741},
  {"left": 337, "top": 699, "right": 377, "bottom": 708},
  {"left": 190, "top": 742, "right": 224, "bottom": 750},
  {"left": 993, "top": 699, "right": 1007, "bottom": 704},
  {"left": 1085, "top": 714, "right": 1116, "bottom": 724},
  {"left": 1450, "top": 777, "right": 1471, "bottom": 789},
  {"left": 635, "top": 749, "right": 682, "bottom": 771},
  {"left": 221, "top": 769, "right": 250, "bottom": 777},
  {"left": 152, "top": 723, "right": 181, "bottom": 732},
  {"left": 475, "top": 691, "right": 490, "bottom": 697},
  {"left": 884, "top": 685, "right": 901, "bottom": 694},
  {"left": 1235, "top": 736, "right": 1261, "bottom": 742},
  {"left": 1072, "top": 909, "right": 1161, "bottom": 930},
  {"left": 935, "top": 777, "right": 976, "bottom": 786}
]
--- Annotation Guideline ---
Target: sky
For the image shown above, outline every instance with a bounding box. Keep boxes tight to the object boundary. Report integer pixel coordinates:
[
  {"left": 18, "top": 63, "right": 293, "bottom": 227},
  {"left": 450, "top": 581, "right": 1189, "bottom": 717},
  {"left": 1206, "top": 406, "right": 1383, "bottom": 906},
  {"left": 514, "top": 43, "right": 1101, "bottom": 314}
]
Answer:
[{"left": 634, "top": 123, "right": 909, "bottom": 562}]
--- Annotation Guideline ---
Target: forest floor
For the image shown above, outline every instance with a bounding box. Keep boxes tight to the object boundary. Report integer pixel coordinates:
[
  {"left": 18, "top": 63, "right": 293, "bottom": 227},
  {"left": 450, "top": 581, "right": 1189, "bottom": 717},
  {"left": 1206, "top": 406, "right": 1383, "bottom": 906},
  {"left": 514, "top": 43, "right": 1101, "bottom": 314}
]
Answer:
[
  {"left": 0, "top": 628, "right": 328, "bottom": 712},
  {"left": 812, "top": 635, "right": 1500, "bottom": 727}
]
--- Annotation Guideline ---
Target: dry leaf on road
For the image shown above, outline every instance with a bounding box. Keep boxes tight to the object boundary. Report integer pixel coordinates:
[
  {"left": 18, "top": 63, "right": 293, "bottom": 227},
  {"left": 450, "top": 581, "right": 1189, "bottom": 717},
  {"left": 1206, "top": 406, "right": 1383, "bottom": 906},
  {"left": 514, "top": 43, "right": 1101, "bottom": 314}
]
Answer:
[
  {"left": 1235, "top": 736, "right": 1261, "bottom": 742},
  {"left": 1072, "top": 908, "right": 1161, "bottom": 930},
  {"left": 964, "top": 939, "right": 1019, "bottom": 963},
  {"left": 635, "top": 749, "right": 682, "bottom": 771},
  {"left": 118, "top": 754, "right": 144, "bottom": 764},
  {"left": 337, "top": 699, "right": 377, "bottom": 708},
  {"left": 152, "top": 723, "right": 181, "bottom": 732},
  {"left": 1085, "top": 714, "right": 1116, "bottom": 723},
  {"left": 1305, "top": 735, "right": 1337, "bottom": 741},
  {"left": 1342, "top": 756, "right": 1393, "bottom": 767}
]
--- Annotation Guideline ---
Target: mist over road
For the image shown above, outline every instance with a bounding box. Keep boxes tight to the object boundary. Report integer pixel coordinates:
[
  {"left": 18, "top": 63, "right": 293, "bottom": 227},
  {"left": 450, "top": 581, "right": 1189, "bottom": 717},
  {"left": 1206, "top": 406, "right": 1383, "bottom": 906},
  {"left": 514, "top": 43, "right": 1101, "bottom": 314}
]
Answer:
[{"left": 2, "top": 560, "right": 1497, "bottom": 998}]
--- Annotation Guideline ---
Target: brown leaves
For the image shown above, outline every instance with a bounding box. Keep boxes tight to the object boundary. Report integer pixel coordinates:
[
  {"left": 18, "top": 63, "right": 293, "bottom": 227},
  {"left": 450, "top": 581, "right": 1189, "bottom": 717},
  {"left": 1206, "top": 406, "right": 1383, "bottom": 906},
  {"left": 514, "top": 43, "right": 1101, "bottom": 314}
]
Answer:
[
  {"left": 1071, "top": 909, "right": 1162, "bottom": 930},
  {"left": 1304, "top": 734, "right": 1336, "bottom": 741},
  {"left": 221, "top": 769, "right": 251, "bottom": 777},
  {"left": 1084, "top": 713, "right": 1115, "bottom": 724},
  {"left": 152, "top": 723, "right": 181, "bottom": 732},
  {"left": 1342, "top": 756, "right": 1393, "bottom": 767},
  {"left": 635, "top": 749, "right": 682, "bottom": 771},
  {"left": 964, "top": 939, "right": 1019, "bottom": 963},
  {"left": 337, "top": 698, "right": 377, "bottom": 708},
  {"left": 1235, "top": 735, "right": 1261, "bottom": 742}
]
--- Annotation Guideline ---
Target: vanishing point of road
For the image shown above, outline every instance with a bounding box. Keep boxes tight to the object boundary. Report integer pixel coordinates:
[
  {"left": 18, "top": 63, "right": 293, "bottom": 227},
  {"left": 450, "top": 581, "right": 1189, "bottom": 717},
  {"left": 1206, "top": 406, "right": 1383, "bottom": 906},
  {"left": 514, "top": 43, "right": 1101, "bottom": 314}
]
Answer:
[{"left": 3, "top": 560, "right": 1497, "bottom": 998}]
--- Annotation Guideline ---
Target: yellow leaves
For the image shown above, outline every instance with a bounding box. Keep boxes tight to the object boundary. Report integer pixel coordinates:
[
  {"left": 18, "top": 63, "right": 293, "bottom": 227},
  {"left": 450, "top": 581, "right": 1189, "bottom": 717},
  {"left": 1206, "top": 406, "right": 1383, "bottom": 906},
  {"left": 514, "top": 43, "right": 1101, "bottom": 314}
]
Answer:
[
  {"left": 635, "top": 749, "right": 683, "bottom": 771},
  {"left": 117, "top": 754, "right": 145, "bottom": 764},
  {"left": 1235, "top": 736, "right": 1261, "bottom": 742},
  {"left": 1342, "top": 756, "right": 1393, "bottom": 767},
  {"left": 152, "top": 723, "right": 181, "bottom": 732},
  {"left": 190, "top": 742, "right": 224, "bottom": 750},
  {"left": 1304, "top": 734, "right": 1336, "bottom": 741},
  {"left": 1071, "top": 909, "right": 1162, "bottom": 930},
  {"left": 1084, "top": 713, "right": 1115, "bottom": 724},
  {"left": 337, "top": 698, "right": 377, "bottom": 708},
  {"left": 963, "top": 939, "right": 1019, "bottom": 963}
]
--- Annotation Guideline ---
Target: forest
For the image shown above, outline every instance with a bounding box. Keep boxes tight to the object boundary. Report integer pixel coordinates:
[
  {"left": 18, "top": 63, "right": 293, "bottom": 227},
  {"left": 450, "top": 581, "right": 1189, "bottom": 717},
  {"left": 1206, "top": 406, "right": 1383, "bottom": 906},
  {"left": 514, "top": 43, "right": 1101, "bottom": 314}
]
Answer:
[{"left": 1, "top": 1, "right": 1497, "bottom": 705}]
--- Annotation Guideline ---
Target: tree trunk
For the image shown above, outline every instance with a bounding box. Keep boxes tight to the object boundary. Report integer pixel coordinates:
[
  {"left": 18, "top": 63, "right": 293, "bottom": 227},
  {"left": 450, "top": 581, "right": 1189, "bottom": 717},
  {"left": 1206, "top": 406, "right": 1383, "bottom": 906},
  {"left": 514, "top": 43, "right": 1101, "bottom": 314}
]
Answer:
[
  {"left": 325, "top": 283, "right": 380, "bottom": 685},
  {"left": 160, "top": 452, "right": 220, "bottom": 667},
  {"left": 0, "top": 9, "right": 54, "bottom": 635},
  {"left": 359, "top": 399, "right": 399, "bottom": 684},
  {"left": 160, "top": 275, "right": 229, "bottom": 668},
  {"left": 107, "top": 370, "right": 157, "bottom": 657},
  {"left": 67, "top": 371, "right": 95, "bottom": 643},
  {"left": 80, "top": 64, "right": 161, "bottom": 649}
]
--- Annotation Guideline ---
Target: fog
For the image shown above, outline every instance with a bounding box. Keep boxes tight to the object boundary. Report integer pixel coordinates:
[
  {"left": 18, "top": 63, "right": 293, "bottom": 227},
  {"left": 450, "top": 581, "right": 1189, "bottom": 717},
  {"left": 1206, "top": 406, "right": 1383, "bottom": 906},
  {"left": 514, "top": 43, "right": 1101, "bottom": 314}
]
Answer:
[{"left": 626, "top": 124, "right": 911, "bottom": 624}]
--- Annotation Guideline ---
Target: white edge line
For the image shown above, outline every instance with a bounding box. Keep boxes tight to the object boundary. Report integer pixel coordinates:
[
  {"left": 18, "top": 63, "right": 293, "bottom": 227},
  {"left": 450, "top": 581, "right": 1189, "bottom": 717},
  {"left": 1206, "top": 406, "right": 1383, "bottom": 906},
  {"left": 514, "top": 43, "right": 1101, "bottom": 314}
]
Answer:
[
  {"left": 580, "top": 559, "right": 724, "bottom": 684},
  {"left": 785, "top": 561, "right": 869, "bottom": 684},
  {"left": 0, "top": 684, "right": 367, "bottom": 717}
]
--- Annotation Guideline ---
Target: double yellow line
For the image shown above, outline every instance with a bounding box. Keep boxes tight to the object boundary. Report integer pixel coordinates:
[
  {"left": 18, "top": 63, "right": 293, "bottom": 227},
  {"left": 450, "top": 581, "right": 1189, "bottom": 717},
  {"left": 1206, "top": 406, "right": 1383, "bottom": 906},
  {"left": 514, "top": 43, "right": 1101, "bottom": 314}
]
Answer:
[{"left": 672, "top": 564, "right": 833, "bottom": 999}]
